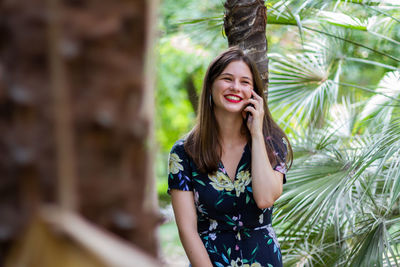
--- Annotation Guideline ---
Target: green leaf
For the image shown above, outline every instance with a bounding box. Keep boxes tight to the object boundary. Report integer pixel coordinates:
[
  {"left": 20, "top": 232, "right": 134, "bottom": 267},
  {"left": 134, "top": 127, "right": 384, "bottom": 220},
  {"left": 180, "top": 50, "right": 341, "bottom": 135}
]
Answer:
[
  {"left": 194, "top": 179, "right": 206, "bottom": 186},
  {"left": 238, "top": 164, "right": 247, "bottom": 172},
  {"left": 215, "top": 198, "right": 224, "bottom": 206},
  {"left": 221, "top": 253, "right": 229, "bottom": 264},
  {"left": 251, "top": 245, "right": 258, "bottom": 255}
]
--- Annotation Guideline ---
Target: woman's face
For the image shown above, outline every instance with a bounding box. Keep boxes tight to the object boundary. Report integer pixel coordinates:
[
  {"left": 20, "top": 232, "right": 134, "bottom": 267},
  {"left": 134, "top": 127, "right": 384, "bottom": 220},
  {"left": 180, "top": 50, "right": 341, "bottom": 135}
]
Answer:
[{"left": 211, "top": 60, "right": 253, "bottom": 115}]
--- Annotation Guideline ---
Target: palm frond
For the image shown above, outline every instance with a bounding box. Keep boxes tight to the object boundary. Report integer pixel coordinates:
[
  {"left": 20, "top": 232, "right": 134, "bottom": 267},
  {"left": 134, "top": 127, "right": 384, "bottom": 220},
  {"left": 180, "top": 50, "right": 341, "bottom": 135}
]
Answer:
[
  {"left": 269, "top": 45, "right": 339, "bottom": 127},
  {"left": 359, "top": 70, "right": 400, "bottom": 125},
  {"left": 327, "top": 97, "right": 359, "bottom": 137},
  {"left": 318, "top": 10, "right": 368, "bottom": 30},
  {"left": 348, "top": 222, "right": 385, "bottom": 267},
  {"left": 342, "top": 57, "right": 398, "bottom": 71},
  {"left": 276, "top": 119, "right": 400, "bottom": 264},
  {"left": 302, "top": 25, "right": 400, "bottom": 62}
]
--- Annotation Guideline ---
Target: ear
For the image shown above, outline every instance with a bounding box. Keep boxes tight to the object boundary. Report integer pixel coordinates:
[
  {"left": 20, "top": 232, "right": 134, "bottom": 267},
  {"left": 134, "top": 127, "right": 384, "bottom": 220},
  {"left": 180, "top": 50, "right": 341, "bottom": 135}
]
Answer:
[{"left": 242, "top": 110, "right": 247, "bottom": 119}]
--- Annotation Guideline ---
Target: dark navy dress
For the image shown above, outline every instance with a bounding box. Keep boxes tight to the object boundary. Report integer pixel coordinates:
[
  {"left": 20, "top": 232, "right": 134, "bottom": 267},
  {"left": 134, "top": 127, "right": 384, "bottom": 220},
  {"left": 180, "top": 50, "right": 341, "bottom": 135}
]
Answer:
[{"left": 168, "top": 139, "right": 287, "bottom": 267}]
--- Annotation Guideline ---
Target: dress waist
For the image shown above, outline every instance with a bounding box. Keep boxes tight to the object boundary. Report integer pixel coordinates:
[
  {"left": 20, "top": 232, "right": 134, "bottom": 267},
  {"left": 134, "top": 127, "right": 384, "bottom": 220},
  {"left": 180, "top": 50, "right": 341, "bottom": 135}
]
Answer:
[{"left": 199, "top": 223, "right": 272, "bottom": 240}]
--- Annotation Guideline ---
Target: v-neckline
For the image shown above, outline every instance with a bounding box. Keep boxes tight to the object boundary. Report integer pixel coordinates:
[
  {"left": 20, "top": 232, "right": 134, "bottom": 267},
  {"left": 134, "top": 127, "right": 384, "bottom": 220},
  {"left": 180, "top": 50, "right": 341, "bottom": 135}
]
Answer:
[{"left": 219, "top": 143, "right": 249, "bottom": 182}]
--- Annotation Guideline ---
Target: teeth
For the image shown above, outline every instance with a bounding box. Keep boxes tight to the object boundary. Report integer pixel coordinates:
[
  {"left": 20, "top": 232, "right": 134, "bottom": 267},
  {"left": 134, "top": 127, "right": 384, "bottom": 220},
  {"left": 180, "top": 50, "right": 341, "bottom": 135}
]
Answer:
[{"left": 225, "top": 95, "right": 240, "bottom": 101}]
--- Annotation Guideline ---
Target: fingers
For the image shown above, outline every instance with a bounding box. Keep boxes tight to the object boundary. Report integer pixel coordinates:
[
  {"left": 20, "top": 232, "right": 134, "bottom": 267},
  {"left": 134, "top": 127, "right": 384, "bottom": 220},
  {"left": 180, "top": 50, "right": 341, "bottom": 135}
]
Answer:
[
  {"left": 252, "top": 91, "right": 264, "bottom": 104},
  {"left": 243, "top": 105, "right": 255, "bottom": 116},
  {"left": 244, "top": 92, "right": 264, "bottom": 114}
]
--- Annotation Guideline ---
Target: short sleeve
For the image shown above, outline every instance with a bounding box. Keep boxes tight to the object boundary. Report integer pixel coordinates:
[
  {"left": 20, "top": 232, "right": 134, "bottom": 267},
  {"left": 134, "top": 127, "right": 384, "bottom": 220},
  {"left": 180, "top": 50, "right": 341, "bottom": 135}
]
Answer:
[
  {"left": 272, "top": 138, "right": 288, "bottom": 184},
  {"left": 167, "top": 140, "right": 193, "bottom": 194}
]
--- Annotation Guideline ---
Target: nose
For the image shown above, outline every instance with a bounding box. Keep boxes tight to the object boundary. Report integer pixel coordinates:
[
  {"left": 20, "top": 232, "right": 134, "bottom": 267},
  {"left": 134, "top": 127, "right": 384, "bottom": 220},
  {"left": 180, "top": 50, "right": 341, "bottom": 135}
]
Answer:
[{"left": 231, "top": 79, "right": 241, "bottom": 92}]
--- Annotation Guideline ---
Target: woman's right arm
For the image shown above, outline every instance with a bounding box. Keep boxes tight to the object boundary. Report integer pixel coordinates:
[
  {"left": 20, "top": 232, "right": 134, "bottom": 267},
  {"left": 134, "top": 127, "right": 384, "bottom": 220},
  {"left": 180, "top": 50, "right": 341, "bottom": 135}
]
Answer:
[{"left": 170, "top": 189, "right": 213, "bottom": 267}]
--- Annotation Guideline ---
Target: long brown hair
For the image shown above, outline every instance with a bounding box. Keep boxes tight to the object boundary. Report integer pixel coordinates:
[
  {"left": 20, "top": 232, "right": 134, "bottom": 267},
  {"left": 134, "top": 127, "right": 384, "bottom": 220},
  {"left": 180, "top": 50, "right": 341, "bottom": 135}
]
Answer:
[{"left": 184, "top": 47, "right": 292, "bottom": 174}]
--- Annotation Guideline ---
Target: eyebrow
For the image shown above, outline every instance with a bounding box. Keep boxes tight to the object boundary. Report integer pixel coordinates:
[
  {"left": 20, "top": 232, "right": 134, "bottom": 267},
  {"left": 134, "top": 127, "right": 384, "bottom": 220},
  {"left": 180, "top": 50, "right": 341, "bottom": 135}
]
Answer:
[{"left": 220, "top": 73, "right": 252, "bottom": 81}]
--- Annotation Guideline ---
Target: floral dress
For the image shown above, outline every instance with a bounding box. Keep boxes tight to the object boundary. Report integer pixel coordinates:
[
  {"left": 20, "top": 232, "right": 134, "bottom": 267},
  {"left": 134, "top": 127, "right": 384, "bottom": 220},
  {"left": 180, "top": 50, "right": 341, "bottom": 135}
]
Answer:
[{"left": 168, "top": 139, "right": 287, "bottom": 267}]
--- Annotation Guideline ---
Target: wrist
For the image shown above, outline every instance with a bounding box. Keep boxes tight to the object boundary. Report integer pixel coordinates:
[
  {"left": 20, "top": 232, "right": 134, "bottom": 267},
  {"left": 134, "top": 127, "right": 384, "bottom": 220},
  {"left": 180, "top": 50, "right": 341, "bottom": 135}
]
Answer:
[{"left": 251, "top": 132, "right": 264, "bottom": 141}]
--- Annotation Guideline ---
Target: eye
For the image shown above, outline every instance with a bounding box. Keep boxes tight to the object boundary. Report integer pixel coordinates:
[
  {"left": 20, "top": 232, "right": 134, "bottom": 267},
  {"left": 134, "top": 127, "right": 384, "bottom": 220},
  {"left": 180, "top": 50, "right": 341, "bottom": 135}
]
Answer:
[
  {"left": 242, "top": 80, "right": 250, "bottom": 84},
  {"left": 223, "top": 77, "right": 232, "bottom": 81}
]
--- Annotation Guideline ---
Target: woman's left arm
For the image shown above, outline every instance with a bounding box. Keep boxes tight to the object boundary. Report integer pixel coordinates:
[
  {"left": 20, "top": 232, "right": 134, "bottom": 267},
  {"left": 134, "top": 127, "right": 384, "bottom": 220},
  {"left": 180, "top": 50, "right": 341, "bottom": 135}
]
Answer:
[
  {"left": 251, "top": 134, "right": 283, "bottom": 209},
  {"left": 244, "top": 93, "right": 284, "bottom": 209}
]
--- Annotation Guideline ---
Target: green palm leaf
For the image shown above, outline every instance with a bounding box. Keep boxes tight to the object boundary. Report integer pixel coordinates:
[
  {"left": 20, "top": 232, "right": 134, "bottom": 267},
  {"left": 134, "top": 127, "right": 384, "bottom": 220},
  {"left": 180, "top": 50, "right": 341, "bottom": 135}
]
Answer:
[
  {"left": 360, "top": 70, "right": 400, "bottom": 125},
  {"left": 269, "top": 49, "right": 339, "bottom": 127},
  {"left": 276, "top": 120, "right": 400, "bottom": 265}
]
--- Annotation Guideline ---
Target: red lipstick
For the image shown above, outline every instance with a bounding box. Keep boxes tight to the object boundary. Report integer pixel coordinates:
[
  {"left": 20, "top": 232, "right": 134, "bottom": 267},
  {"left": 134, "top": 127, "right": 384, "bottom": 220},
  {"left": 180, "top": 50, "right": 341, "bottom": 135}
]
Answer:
[{"left": 224, "top": 94, "right": 242, "bottom": 103}]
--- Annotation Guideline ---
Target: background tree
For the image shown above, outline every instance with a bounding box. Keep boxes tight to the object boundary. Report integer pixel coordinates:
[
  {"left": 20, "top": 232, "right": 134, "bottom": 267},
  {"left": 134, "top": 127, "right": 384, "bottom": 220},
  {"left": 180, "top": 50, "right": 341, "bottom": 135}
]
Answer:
[
  {"left": 0, "top": 0, "right": 160, "bottom": 264},
  {"left": 224, "top": 0, "right": 269, "bottom": 88}
]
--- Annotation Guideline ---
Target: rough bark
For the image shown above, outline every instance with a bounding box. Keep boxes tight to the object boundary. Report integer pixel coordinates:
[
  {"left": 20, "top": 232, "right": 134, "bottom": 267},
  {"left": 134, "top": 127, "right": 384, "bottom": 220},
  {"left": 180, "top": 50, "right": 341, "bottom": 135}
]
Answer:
[
  {"left": 185, "top": 73, "right": 199, "bottom": 114},
  {"left": 224, "top": 0, "right": 269, "bottom": 90},
  {"left": 0, "top": 0, "right": 159, "bottom": 262}
]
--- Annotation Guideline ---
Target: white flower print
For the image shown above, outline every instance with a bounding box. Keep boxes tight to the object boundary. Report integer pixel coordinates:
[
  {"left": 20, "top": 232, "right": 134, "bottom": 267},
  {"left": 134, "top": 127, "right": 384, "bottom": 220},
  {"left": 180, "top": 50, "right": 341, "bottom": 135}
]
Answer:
[
  {"left": 194, "top": 189, "right": 199, "bottom": 205},
  {"left": 209, "top": 219, "right": 218, "bottom": 231},
  {"left": 168, "top": 153, "right": 184, "bottom": 174},
  {"left": 193, "top": 189, "right": 206, "bottom": 214},
  {"left": 243, "top": 263, "right": 262, "bottom": 267},
  {"left": 209, "top": 232, "right": 217, "bottom": 241},
  {"left": 266, "top": 224, "right": 280, "bottom": 248},
  {"left": 259, "top": 213, "right": 263, "bottom": 224},
  {"left": 228, "top": 258, "right": 243, "bottom": 267}
]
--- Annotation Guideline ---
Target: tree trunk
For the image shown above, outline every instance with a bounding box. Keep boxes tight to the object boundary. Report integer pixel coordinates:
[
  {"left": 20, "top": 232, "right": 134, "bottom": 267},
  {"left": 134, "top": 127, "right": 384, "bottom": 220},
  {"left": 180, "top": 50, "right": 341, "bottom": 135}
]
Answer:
[
  {"left": 224, "top": 0, "right": 269, "bottom": 90},
  {"left": 185, "top": 73, "right": 199, "bottom": 114},
  {"left": 0, "top": 0, "right": 159, "bottom": 261}
]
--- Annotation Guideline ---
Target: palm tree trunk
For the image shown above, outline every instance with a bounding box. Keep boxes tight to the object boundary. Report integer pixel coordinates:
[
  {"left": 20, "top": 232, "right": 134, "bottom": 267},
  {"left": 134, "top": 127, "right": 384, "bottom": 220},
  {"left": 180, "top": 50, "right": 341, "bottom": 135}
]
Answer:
[
  {"left": 224, "top": 0, "right": 269, "bottom": 90},
  {"left": 0, "top": 0, "right": 159, "bottom": 260}
]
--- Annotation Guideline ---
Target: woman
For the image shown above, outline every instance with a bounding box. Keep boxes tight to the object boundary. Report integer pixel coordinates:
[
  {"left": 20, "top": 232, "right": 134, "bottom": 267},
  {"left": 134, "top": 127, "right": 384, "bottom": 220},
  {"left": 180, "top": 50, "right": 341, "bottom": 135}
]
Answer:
[{"left": 168, "top": 47, "right": 292, "bottom": 267}]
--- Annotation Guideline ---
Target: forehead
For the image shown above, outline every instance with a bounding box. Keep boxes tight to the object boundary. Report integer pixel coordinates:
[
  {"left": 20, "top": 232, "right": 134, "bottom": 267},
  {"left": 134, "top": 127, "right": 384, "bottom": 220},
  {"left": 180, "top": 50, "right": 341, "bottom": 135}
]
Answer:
[{"left": 221, "top": 60, "right": 252, "bottom": 78}]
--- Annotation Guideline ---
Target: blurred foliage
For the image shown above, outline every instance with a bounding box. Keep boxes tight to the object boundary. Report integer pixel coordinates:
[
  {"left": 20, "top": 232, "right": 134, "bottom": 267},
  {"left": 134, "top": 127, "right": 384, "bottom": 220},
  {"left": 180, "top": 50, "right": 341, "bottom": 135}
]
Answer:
[
  {"left": 159, "top": 0, "right": 227, "bottom": 51},
  {"left": 155, "top": 35, "right": 211, "bottom": 205}
]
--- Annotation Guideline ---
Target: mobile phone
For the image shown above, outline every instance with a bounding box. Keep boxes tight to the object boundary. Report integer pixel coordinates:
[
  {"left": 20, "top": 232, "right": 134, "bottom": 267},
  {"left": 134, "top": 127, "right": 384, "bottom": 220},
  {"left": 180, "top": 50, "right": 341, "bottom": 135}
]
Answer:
[{"left": 245, "top": 96, "right": 254, "bottom": 123}]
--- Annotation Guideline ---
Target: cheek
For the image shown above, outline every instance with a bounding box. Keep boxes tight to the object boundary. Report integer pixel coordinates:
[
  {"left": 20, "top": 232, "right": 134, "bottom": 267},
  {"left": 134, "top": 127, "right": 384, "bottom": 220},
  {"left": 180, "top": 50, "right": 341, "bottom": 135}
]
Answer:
[
  {"left": 243, "top": 87, "right": 253, "bottom": 99},
  {"left": 210, "top": 82, "right": 219, "bottom": 98},
  {"left": 211, "top": 86, "right": 219, "bottom": 100}
]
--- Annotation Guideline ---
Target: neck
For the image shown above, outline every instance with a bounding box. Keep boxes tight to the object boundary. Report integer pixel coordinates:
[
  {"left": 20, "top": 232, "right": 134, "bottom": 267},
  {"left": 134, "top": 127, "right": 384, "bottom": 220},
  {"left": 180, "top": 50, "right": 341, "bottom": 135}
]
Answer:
[{"left": 214, "top": 109, "right": 247, "bottom": 148}]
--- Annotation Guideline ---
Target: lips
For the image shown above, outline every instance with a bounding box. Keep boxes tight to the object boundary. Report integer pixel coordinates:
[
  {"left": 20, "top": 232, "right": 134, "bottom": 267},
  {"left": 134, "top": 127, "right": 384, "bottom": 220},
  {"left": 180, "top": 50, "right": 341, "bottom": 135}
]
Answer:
[{"left": 224, "top": 94, "right": 242, "bottom": 103}]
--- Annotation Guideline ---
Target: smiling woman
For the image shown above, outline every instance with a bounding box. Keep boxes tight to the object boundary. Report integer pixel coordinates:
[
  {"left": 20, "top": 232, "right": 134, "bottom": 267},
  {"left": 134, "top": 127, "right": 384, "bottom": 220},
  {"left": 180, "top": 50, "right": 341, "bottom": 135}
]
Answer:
[{"left": 167, "top": 47, "right": 293, "bottom": 267}]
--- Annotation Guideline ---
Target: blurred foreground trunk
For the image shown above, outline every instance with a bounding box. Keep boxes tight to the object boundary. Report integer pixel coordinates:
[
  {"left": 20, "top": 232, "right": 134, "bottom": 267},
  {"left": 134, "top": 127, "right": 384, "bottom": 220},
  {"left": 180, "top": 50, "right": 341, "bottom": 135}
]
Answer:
[
  {"left": 0, "top": 0, "right": 160, "bottom": 264},
  {"left": 5, "top": 207, "right": 160, "bottom": 267},
  {"left": 224, "top": 0, "right": 269, "bottom": 90}
]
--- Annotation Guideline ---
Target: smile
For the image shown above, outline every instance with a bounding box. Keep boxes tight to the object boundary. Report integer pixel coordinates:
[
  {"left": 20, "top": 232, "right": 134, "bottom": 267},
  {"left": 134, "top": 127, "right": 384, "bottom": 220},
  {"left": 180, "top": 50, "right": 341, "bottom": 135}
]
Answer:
[{"left": 224, "top": 94, "right": 242, "bottom": 103}]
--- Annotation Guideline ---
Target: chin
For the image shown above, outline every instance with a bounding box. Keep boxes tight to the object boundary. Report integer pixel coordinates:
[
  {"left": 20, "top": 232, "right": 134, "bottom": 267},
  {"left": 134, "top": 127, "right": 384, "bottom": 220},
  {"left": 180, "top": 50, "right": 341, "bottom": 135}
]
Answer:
[{"left": 224, "top": 107, "right": 243, "bottom": 114}]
